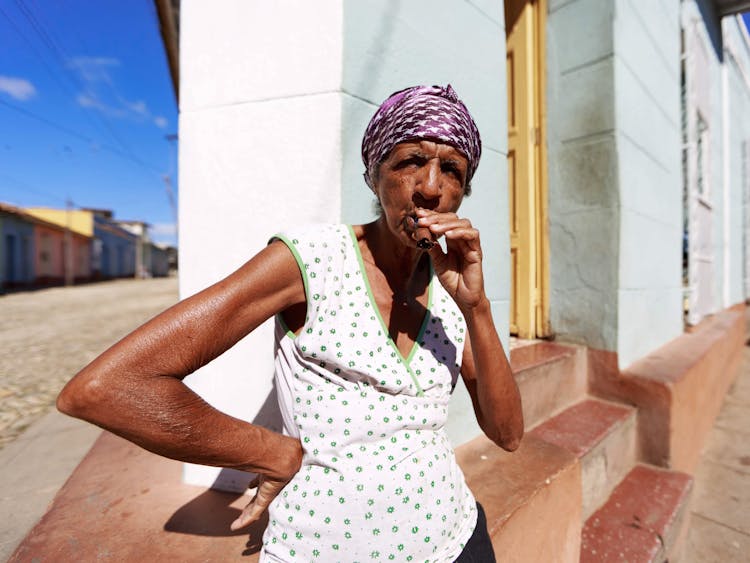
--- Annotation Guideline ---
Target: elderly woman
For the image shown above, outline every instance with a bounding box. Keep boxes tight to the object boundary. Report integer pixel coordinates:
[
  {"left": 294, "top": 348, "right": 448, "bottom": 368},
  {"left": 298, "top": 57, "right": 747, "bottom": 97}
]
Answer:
[{"left": 58, "top": 85, "right": 523, "bottom": 562}]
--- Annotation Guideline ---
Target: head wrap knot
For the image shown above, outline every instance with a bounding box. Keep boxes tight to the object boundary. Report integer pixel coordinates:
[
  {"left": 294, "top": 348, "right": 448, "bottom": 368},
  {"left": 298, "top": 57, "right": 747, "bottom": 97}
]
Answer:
[{"left": 361, "top": 84, "right": 482, "bottom": 191}]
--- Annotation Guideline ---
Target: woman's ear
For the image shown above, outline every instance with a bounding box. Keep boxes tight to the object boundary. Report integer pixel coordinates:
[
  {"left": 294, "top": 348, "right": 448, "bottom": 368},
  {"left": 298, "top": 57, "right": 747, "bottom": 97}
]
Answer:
[{"left": 363, "top": 171, "right": 374, "bottom": 190}]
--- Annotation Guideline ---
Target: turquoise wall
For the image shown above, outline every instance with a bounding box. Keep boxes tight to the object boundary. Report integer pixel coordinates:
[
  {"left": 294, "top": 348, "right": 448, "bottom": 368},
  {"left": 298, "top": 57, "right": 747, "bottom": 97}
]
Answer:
[
  {"left": 613, "top": 0, "right": 683, "bottom": 368},
  {"left": 547, "top": 0, "right": 749, "bottom": 368},
  {"left": 546, "top": 0, "right": 619, "bottom": 352},
  {"left": 342, "top": 0, "right": 509, "bottom": 444}
]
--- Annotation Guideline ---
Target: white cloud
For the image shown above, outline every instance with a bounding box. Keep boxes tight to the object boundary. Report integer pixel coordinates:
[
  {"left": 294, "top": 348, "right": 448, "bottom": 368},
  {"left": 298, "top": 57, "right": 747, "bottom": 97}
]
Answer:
[
  {"left": 127, "top": 100, "right": 148, "bottom": 115},
  {"left": 0, "top": 76, "right": 37, "bottom": 101},
  {"left": 69, "top": 56, "right": 165, "bottom": 129},
  {"left": 76, "top": 92, "right": 127, "bottom": 117},
  {"left": 68, "top": 56, "right": 120, "bottom": 83},
  {"left": 154, "top": 116, "right": 168, "bottom": 129}
]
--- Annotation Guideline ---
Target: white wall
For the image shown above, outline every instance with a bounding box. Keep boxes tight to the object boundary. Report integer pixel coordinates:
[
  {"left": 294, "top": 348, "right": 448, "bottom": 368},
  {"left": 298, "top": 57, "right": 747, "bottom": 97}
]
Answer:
[{"left": 179, "top": 0, "right": 344, "bottom": 490}]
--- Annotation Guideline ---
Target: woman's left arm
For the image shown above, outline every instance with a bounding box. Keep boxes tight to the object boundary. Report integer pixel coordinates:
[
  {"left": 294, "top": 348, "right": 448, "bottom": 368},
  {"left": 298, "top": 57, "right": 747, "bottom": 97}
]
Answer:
[
  {"left": 460, "top": 307, "right": 523, "bottom": 451},
  {"left": 420, "top": 209, "right": 523, "bottom": 451}
]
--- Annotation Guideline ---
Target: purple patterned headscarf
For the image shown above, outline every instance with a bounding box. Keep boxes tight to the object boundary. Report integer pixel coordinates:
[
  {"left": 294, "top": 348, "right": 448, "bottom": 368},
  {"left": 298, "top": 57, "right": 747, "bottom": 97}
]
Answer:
[{"left": 361, "top": 84, "right": 482, "bottom": 191}]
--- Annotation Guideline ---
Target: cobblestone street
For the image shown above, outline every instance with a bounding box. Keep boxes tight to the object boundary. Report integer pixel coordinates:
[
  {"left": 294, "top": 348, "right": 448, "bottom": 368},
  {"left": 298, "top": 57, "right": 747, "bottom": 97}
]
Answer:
[{"left": 0, "top": 278, "right": 179, "bottom": 450}]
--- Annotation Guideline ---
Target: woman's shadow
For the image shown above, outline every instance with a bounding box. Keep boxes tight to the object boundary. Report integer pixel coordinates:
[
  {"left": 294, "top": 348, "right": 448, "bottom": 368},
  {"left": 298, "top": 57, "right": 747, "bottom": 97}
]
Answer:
[
  {"left": 163, "top": 386, "right": 283, "bottom": 556},
  {"left": 163, "top": 488, "right": 267, "bottom": 555}
]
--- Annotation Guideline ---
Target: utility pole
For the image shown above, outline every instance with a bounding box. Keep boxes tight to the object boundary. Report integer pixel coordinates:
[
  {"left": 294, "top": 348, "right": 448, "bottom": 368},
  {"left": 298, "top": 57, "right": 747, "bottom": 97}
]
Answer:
[
  {"left": 64, "top": 197, "right": 74, "bottom": 286},
  {"left": 135, "top": 225, "right": 143, "bottom": 279},
  {"left": 162, "top": 173, "right": 178, "bottom": 251},
  {"left": 164, "top": 133, "right": 178, "bottom": 244}
]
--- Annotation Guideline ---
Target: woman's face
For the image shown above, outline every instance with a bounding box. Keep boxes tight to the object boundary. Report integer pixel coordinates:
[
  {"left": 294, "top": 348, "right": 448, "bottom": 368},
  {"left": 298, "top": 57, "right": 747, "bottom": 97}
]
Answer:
[{"left": 372, "top": 139, "right": 469, "bottom": 247}]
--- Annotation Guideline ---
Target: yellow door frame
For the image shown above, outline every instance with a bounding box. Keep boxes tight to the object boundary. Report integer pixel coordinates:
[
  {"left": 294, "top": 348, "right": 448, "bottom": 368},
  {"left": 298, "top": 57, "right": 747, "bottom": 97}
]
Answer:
[{"left": 506, "top": 0, "right": 550, "bottom": 338}]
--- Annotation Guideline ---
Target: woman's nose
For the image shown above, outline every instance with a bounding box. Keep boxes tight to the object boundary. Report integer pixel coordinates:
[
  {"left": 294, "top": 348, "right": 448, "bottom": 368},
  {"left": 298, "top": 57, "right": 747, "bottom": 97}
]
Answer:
[{"left": 417, "top": 159, "right": 442, "bottom": 200}]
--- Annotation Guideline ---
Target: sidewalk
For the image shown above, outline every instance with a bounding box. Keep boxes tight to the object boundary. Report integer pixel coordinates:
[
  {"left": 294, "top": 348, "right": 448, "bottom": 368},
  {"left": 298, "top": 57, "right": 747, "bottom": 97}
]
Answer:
[
  {"left": 4, "top": 346, "right": 750, "bottom": 561},
  {"left": 683, "top": 345, "right": 750, "bottom": 561},
  {"left": 0, "top": 411, "right": 99, "bottom": 560}
]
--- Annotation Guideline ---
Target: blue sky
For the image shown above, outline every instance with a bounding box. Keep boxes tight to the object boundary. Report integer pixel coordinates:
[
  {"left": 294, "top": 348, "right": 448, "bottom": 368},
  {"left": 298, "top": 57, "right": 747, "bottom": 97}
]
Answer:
[{"left": 0, "top": 1, "right": 178, "bottom": 245}]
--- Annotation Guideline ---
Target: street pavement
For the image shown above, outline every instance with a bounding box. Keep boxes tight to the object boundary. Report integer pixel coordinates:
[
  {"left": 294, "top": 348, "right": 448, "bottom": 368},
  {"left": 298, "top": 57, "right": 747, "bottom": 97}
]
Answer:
[
  {"left": 683, "top": 343, "right": 750, "bottom": 561},
  {"left": 1, "top": 279, "right": 748, "bottom": 561},
  {"left": 0, "top": 277, "right": 179, "bottom": 560}
]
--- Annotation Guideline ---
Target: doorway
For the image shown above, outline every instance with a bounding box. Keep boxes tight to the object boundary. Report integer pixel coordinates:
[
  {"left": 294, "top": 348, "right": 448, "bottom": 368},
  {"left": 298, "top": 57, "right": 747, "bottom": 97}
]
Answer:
[{"left": 505, "top": 0, "right": 549, "bottom": 338}]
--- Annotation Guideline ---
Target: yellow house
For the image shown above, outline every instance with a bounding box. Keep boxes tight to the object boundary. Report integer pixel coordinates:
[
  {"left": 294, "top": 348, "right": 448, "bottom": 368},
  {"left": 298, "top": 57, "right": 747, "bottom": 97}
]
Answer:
[{"left": 25, "top": 207, "right": 137, "bottom": 278}]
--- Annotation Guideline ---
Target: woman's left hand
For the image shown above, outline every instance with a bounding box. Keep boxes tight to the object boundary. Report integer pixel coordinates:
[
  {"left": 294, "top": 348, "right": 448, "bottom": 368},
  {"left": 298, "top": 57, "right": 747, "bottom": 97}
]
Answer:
[{"left": 416, "top": 209, "right": 485, "bottom": 312}]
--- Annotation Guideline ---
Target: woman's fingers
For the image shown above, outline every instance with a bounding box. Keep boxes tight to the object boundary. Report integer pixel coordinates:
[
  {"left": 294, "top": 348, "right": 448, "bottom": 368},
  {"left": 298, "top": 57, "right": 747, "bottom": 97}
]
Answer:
[
  {"left": 417, "top": 212, "right": 469, "bottom": 233},
  {"left": 229, "top": 475, "right": 289, "bottom": 531}
]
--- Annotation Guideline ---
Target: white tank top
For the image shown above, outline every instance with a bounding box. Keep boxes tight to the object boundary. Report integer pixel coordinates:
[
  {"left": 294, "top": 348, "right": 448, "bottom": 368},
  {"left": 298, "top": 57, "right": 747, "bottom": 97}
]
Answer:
[{"left": 262, "top": 224, "right": 477, "bottom": 562}]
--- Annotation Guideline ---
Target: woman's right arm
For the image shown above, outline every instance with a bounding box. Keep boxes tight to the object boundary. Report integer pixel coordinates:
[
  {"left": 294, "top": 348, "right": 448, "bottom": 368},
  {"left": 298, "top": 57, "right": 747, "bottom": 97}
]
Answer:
[{"left": 57, "top": 240, "right": 305, "bottom": 509}]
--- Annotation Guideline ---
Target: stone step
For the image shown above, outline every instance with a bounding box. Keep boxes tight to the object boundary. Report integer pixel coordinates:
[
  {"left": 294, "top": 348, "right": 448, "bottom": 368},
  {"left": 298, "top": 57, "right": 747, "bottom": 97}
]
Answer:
[
  {"left": 510, "top": 342, "right": 587, "bottom": 429},
  {"left": 589, "top": 307, "right": 745, "bottom": 472},
  {"left": 456, "top": 433, "right": 582, "bottom": 562},
  {"left": 580, "top": 464, "right": 693, "bottom": 563},
  {"left": 14, "top": 430, "right": 584, "bottom": 562},
  {"left": 529, "top": 398, "right": 638, "bottom": 519}
]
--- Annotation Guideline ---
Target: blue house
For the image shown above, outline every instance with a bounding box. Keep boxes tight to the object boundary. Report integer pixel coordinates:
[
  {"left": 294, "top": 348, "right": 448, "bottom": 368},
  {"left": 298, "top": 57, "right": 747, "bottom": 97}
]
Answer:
[
  {"left": 92, "top": 212, "right": 137, "bottom": 278},
  {"left": 0, "top": 203, "right": 35, "bottom": 289}
]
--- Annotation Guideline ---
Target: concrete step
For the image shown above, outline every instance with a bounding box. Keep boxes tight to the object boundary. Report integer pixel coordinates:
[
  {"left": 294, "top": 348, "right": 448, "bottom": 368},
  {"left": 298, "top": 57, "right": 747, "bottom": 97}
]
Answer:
[
  {"left": 529, "top": 398, "right": 638, "bottom": 520},
  {"left": 589, "top": 306, "right": 745, "bottom": 472},
  {"left": 14, "top": 431, "right": 584, "bottom": 562},
  {"left": 580, "top": 464, "right": 693, "bottom": 563},
  {"left": 456, "top": 433, "right": 582, "bottom": 562},
  {"left": 510, "top": 342, "right": 587, "bottom": 429}
]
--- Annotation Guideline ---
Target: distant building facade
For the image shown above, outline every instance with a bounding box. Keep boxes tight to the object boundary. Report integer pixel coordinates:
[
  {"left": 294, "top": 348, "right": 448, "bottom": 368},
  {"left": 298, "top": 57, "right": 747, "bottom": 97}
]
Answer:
[
  {"left": 0, "top": 202, "right": 176, "bottom": 291},
  {"left": 0, "top": 204, "right": 35, "bottom": 289},
  {"left": 0, "top": 202, "right": 93, "bottom": 290},
  {"left": 117, "top": 220, "right": 171, "bottom": 278},
  {"left": 25, "top": 207, "right": 138, "bottom": 279},
  {"left": 33, "top": 220, "right": 91, "bottom": 285}
]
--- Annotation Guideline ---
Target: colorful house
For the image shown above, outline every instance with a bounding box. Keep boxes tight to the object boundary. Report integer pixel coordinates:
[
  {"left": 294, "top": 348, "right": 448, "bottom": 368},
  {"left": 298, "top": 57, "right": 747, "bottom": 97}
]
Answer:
[
  {"left": 116, "top": 220, "right": 171, "bottom": 278},
  {"left": 0, "top": 202, "right": 92, "bottom": 289},
  {"left": 149, "top": 243, "right": 171, "bottom": 277},
  {"left": 0, "top": 203, "right": 35, "bottom": 289},
  {"left": 25, "top": 207, "right": 137, "bottom": 279},
  {"left": 33, "top": 217, "right": 91, "bottom": 285}
]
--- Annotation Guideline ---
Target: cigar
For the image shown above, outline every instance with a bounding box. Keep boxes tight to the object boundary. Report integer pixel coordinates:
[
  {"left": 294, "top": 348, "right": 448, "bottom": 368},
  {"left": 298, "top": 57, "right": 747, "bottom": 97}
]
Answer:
[{"left": 406, "top": 215, "right": 435, "bottom": 250}]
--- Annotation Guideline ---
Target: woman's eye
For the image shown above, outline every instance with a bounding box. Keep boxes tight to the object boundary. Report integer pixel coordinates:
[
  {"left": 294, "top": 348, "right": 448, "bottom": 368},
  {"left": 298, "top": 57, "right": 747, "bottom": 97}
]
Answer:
[
  {"left": 442, "top": 164, "right": 463, "bottom": 180},
  {"left": 394, "top": 156, "right": 425, "bottom": 170}
]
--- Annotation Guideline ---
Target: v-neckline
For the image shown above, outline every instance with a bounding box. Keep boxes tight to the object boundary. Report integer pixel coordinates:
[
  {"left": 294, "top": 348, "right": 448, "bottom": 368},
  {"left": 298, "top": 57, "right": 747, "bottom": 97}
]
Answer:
[{"left": 347, "top": 225, "right": 433, "bottom": 368}]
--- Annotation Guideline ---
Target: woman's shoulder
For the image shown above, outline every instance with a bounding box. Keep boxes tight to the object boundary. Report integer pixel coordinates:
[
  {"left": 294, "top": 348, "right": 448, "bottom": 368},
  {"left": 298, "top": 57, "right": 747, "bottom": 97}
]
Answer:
[{"left": 272, "top": 223, "right": 351, "bottom": 246}]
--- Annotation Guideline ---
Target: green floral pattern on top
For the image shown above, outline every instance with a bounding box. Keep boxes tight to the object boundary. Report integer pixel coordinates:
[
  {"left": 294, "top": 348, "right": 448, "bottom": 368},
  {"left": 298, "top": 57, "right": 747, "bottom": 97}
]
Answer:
[{"left": 263, "top": 224, "right": 477, "bottom": 563}]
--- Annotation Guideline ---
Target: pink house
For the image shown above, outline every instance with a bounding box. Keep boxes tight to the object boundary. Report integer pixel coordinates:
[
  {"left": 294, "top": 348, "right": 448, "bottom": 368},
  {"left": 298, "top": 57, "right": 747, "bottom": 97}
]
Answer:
[{"left": 34, "top": 221, "right": 92, "bottom": 284}]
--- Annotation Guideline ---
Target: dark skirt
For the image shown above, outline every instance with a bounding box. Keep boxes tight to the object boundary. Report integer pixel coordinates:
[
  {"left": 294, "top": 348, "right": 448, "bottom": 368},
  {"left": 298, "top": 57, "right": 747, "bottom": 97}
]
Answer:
[{"left": 453, "top": 503, "right": 496, "bottom": 562}]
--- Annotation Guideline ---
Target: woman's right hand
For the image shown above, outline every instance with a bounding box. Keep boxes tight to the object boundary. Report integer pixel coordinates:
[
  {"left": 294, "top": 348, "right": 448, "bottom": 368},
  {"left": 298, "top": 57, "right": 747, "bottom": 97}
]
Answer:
[{"left": 230, "top": 436, "right": 303, "bottom": 531}]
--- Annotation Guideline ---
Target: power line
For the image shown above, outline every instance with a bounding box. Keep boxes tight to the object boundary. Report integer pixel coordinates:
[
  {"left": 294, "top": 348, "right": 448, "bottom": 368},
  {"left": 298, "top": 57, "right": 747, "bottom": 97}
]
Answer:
[
  {"left": 0, "top": 172, "right": 72, "bottom": 206},
  {"left": 11, "top": 0, "right": 143, "bottom": 163},
  {"left": 0, "top": 4, "right": 119, "bottom": 152},
  {"left": 0, "top": 98, "right": 162, "bottom": 175}
]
